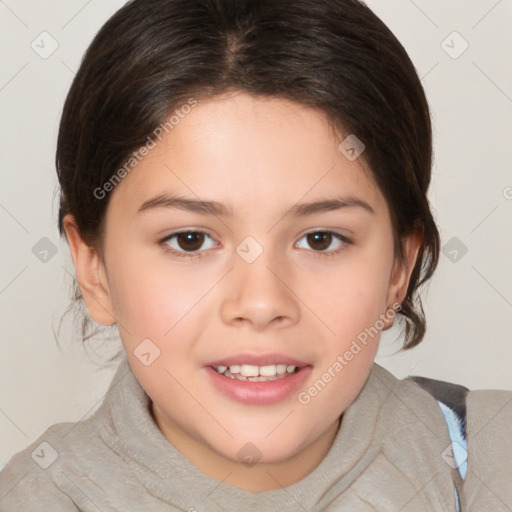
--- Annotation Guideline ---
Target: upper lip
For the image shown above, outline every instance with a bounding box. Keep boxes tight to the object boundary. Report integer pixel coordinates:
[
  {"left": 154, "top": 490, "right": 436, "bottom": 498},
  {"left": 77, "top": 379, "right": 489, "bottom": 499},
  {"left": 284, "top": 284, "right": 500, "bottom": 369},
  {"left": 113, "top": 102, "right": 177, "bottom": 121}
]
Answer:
[{"left": 206, "top": 353, "right": 310, "bottom": 368}]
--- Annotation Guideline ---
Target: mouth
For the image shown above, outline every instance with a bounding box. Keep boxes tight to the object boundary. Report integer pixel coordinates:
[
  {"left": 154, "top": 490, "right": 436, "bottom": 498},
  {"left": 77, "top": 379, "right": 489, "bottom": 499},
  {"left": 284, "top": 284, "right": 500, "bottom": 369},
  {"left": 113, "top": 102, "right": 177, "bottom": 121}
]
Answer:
[
  {"left": 204, "top": 355, "right": 312, "bottom": 405},
  {"left": 211, "top": 363, "right": 302, "bottom": 382}
]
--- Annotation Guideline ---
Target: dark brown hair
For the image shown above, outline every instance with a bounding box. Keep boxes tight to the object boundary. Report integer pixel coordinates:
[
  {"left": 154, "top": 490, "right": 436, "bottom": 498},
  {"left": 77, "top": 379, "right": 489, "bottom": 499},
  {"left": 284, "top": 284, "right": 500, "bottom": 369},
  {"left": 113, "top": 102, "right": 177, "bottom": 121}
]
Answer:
[{"left": 56, "top": 0, "right": 440, "bottom": 350}]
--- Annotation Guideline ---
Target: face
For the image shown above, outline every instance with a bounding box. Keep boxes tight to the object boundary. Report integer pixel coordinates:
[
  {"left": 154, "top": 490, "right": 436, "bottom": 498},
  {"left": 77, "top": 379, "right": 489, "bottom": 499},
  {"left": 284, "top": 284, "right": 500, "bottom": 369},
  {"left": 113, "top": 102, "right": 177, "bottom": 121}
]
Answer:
[{"left": 66, "top": 92, "right": 419, "bottom": 489}]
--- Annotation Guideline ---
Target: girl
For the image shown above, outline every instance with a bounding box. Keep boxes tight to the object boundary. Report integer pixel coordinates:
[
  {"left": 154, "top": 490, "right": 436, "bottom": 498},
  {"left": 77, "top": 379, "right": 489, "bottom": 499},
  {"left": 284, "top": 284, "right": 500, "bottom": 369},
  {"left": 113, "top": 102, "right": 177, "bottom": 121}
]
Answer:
[{"left": 1, "top": 0, "right": 510, "bottom": 510}]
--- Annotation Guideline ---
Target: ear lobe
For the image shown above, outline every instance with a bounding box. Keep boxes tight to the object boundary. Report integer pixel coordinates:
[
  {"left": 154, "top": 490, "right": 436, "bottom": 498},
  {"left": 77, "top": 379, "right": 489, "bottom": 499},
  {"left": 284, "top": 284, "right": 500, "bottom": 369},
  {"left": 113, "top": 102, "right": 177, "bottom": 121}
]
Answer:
[
  {"left": 62, "top": 214, "right": 116, "bottom": 326},
  {"left": 384, "top": 230, "right": 423, "bottom": 328}
]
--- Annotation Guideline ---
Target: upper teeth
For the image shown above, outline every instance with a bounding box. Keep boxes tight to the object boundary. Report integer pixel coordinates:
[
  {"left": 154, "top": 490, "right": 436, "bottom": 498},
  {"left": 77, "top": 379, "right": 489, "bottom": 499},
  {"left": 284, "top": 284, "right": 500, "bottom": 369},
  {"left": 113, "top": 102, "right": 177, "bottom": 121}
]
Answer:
[{"left": 216, "top": 364, "right": 297, "bottom": 377}]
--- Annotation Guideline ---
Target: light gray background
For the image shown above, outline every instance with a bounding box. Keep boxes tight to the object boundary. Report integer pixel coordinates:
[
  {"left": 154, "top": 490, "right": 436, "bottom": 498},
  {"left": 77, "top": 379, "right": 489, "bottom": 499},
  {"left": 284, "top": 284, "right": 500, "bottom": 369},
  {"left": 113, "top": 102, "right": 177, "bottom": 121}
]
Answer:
[{"left": 1, "top": 0, "right": 511, "bottom": 467}]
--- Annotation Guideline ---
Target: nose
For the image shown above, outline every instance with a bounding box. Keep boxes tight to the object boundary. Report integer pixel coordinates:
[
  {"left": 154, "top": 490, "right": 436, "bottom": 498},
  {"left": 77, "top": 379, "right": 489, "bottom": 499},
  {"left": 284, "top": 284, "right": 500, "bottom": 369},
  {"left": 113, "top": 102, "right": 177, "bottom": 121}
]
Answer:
[{"left": 220, "top": 252, "right": 300, "bottom": 331}]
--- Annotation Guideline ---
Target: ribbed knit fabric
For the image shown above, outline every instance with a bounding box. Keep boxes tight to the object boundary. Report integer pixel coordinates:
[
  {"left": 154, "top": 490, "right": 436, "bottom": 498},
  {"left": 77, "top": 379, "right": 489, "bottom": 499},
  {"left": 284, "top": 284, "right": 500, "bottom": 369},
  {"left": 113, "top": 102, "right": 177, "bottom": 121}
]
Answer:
[{"left": 1, "top": 356, "right": 510, "bottom": 511}]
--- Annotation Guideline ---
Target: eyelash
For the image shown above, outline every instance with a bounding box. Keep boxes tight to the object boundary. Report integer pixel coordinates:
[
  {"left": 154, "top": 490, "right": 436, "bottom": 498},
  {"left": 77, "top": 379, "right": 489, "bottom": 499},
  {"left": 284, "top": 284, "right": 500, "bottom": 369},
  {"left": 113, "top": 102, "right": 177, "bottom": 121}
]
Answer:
[{"left": 159, "top": 229, "right": 352, "bottom": 260}]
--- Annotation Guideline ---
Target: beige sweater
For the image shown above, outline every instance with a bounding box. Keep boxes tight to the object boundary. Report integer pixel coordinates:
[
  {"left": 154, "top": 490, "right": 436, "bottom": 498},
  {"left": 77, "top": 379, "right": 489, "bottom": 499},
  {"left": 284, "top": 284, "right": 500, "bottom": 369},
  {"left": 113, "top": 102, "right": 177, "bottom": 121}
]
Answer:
[{"left": 0, "top": 357, "right": 510, "bottom": 511}]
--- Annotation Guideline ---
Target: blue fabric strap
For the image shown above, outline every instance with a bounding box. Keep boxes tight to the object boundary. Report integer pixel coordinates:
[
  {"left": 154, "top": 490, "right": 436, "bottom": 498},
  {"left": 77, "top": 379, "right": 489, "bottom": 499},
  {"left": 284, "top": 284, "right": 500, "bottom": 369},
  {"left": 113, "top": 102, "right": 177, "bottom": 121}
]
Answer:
[{"left": 438, "top": 400, "right": 468, "bottom": 512}]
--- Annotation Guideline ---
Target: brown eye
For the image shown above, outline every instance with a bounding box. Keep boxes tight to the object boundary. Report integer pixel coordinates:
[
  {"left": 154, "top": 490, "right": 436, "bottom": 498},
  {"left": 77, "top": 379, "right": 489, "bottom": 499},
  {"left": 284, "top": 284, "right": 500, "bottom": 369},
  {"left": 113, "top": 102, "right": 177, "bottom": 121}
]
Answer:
[
  {"left": 176, "top": 232, "right": 205, "bottom": 251},
  {"left": 296, "top": 230, "right": 350, "bottom": 255},
  {"left": 162, "top": 230, "right": 217, "bottom": 258},
  {"left": 306, "top": 232, "right": 332, "bottom": 251}
]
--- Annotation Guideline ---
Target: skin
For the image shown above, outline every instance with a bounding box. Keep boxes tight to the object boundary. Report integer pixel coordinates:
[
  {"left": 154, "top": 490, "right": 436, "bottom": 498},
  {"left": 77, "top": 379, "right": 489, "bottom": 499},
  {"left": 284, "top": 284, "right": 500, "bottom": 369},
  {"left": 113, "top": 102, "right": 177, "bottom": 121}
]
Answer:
[{"left": 63, "top": 91, "right": 422, "bottom": 491}]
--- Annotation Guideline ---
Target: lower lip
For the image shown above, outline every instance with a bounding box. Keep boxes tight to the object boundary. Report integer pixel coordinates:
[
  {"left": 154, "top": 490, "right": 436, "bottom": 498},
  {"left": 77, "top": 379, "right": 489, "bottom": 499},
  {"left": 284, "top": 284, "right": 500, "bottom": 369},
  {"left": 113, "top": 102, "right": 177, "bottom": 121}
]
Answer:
[{"left": 204, "top": 365, "right": 313, "bottom": 405}]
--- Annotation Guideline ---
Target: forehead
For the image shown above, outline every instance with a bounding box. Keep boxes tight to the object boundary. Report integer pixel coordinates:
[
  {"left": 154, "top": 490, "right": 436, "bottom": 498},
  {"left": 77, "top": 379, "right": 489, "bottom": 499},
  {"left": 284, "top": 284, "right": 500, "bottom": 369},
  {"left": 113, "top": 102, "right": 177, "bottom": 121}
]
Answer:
[{"left": 108, "top": 92, "right": 386, "bottom": 217}]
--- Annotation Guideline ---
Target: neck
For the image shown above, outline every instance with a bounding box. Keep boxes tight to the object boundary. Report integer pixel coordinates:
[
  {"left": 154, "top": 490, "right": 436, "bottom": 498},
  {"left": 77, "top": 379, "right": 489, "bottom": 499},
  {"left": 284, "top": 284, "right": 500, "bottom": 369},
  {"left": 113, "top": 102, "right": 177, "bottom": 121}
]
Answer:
[{"left": 151, "top": 402, "right": 342, "bottom": 492}]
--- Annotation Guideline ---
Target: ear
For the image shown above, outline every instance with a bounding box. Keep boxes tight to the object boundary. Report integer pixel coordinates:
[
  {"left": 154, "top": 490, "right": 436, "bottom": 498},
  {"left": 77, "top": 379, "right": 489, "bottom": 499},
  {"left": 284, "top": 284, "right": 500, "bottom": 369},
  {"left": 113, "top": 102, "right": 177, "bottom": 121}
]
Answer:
[
  {"left": 62, "top": 214, "right": 115, "bottom": 326},
  {"left": 383, "top": 229, "right": 423, "bottom": 329}
]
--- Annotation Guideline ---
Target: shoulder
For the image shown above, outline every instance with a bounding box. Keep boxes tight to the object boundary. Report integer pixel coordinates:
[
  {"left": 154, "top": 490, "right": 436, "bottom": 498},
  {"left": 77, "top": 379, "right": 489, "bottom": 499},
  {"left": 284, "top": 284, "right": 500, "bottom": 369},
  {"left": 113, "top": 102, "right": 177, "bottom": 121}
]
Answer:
[
  {"left": 0, "top": 422, "right": 82, "bottom": 510},
  {"left": 460, "top": 387, "right": 512, "bottom": 508},
  {"left": 0, "top": 414, "right": 115, "bottom": 510},
  {"left": 364, "top": 364, "right": 465, "bottom": 441},
  {"left": 465, "top": 386, "right": 512, "bottom": 423},
  {"left": 406, "top": 372, "right": 512, "bottom": 507},
  {"left": 463, "top": 388, "right": 512, "bottom": 482}
]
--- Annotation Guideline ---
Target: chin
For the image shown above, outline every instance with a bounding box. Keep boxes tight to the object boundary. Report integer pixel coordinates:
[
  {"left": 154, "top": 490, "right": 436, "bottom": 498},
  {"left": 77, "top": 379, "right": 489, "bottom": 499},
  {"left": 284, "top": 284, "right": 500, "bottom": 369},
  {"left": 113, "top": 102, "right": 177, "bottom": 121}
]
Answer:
[{"left": 212, "top": 430, "right": 308, "bottom": 466}]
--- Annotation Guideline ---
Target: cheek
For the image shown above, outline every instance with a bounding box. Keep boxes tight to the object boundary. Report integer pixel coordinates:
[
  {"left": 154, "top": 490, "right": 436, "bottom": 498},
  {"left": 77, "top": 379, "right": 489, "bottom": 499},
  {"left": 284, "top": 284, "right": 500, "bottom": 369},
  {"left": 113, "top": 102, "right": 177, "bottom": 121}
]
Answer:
[
  {"left": 298, "top": 259, "right": 391, "bottom": 416},
  {"left": 107, "top": 251, "right": 220, "bottom": 343},
  {"left": 304, "top": 249, "right": 393, "bottom": 340}
]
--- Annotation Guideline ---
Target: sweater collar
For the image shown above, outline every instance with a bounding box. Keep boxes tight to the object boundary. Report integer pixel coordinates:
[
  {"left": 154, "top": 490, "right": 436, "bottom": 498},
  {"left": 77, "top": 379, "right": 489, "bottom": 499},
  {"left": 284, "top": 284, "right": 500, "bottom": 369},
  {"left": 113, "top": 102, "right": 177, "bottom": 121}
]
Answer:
[{"left": 93, "top": 356, "right": 458, "bottom": 511}]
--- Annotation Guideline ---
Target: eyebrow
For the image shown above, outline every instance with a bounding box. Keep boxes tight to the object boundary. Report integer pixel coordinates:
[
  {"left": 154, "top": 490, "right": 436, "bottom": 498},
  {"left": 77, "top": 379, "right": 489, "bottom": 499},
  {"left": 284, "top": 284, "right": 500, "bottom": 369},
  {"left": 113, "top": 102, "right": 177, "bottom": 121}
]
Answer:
[{"left": 137, "top": 194, "right": 375, "bottom": 217}]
